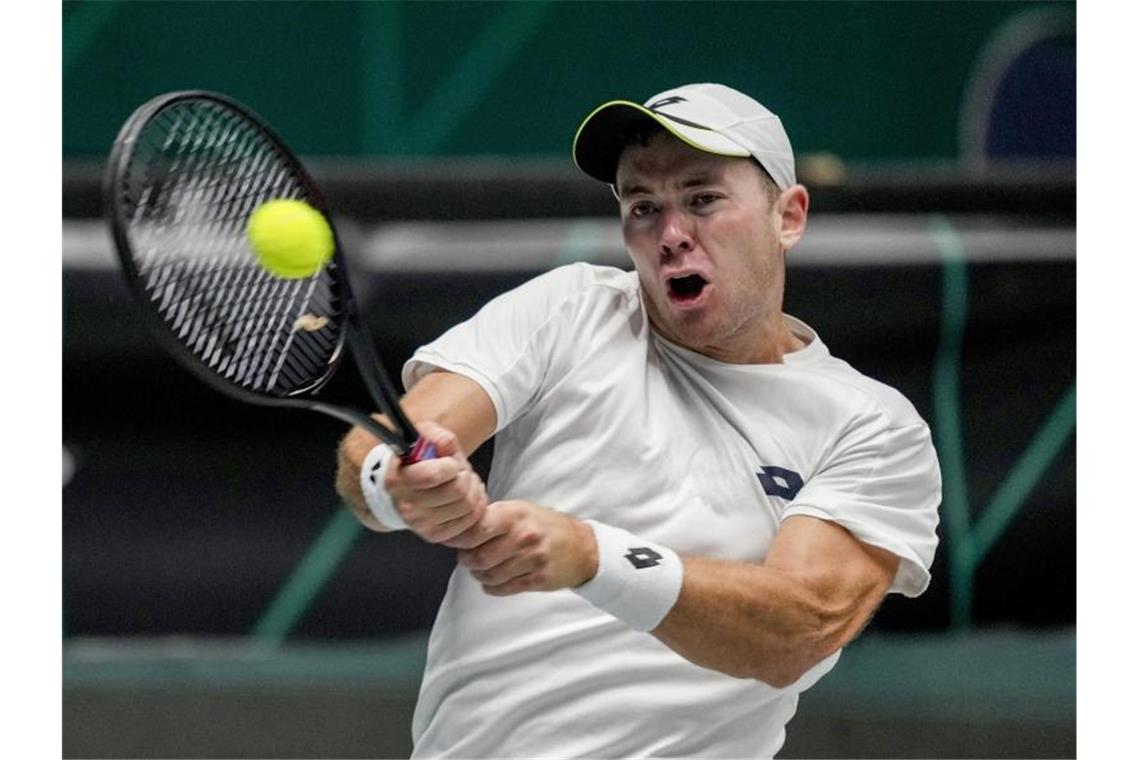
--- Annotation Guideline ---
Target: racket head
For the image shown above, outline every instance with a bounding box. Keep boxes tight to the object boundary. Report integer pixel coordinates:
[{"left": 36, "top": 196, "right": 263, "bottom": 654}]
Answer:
[{"left": 104, "top": 91, "right": 414, "bottom": 449}]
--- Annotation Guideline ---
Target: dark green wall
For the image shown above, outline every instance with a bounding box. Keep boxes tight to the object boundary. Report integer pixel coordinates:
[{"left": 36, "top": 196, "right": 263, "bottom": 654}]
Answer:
[{"left": 64, "top": 1, "right": 1066, "bottom": 160}]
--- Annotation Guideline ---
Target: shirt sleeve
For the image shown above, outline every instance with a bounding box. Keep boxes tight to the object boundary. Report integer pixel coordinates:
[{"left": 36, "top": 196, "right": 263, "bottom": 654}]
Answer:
[
  {"left": 401, "top": 263, "right": 608, "bottom": 434},
  {"left": 782, "top": 410, "right": 942, "bottom": 597}
]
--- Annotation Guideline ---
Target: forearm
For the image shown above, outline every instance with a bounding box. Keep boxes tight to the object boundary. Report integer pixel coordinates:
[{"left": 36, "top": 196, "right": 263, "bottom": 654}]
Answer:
[
  {"left": 652, "top": 556, "right": 868, "bottom": 687},
  {"left": 651, "top": 515, "right": 898, "bottom": 687}
]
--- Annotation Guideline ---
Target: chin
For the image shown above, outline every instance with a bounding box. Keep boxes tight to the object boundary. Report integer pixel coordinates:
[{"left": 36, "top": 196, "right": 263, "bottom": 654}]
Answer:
[{"left": 646, "top": 292, "right": 718, "bottom": 346}]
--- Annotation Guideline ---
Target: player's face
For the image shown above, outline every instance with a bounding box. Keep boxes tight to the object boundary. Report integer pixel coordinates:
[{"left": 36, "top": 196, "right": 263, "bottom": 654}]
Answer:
[{"left": 616, "top": 134, "right": 798, "bottom": 363}]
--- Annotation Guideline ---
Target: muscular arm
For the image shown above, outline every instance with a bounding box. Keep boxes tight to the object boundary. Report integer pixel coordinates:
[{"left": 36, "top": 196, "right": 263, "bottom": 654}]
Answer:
[
  {"left": 335, "top": 370, "right": 497, "bottom": 532},
  {"left": 653, "top": 515, "right": 899, "bottom": 687},
  {"left": 459, "top": 506, "right": 899, "bottom": 688}
]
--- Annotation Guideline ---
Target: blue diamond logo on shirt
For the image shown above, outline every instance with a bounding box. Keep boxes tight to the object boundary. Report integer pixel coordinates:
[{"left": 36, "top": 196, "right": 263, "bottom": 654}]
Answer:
[{"left": 756, "top": 466, "right": 804, "bottom": 500}]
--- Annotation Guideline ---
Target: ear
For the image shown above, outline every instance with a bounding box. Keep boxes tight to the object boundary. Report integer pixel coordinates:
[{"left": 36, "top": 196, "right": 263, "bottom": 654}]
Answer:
[{"left": 776, "top": 185, "right": 809, "bottom": 251}]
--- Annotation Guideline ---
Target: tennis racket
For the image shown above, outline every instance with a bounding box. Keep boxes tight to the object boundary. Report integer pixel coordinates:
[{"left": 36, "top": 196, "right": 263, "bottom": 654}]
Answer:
[{"left": 104, "top": 90, "right": 434, "bottom": 463}]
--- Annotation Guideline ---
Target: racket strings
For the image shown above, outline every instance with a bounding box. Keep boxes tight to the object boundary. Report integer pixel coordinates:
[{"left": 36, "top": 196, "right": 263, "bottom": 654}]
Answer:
[
  {"left": 153, "top": 259, "right": 339, "bottom": 388},
  {"left": 119, "top": 97, "right": 343, "bottom": 396}
]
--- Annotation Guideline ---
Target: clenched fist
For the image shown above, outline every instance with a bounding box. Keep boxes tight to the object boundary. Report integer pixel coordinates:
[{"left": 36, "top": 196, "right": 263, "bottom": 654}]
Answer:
[
  {"left": 449, "top": 500, "right": 599, "bottom": 595},
  {"left": 384, "top": 420, "right": 488, "bottom": 544}
]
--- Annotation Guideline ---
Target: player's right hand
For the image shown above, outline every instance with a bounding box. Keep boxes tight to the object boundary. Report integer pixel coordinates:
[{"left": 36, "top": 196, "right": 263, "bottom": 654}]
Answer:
[{"left": 384, "top": 420, "right": 488, "bottom": 544}]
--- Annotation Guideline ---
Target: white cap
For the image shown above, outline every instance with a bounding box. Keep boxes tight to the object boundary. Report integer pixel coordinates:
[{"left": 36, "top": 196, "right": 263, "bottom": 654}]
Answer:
[{"left": 572, "top": 83, "right": 796, "bottom": 190}]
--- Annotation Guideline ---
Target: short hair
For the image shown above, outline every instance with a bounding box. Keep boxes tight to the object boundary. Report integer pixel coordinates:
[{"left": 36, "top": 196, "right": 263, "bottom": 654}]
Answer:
[{"left": 615, "top": 121, "right": 780, "bottom": 202}]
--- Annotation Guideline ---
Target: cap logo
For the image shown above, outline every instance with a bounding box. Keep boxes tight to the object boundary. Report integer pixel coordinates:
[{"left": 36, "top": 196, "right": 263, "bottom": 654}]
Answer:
[
  {"left": 644, "top": 96, "right": 713, "bottom": 132},
  {"left": 647, "top": 95, "right": 688, "bottom": 112},
  {"left": 647, "top": 95, "right": 688, "bottom": 111}
]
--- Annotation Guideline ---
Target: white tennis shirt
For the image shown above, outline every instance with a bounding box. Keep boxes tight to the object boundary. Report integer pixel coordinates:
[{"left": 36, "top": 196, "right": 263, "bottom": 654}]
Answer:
[{"left": 402, "top": 263, "right": 941, "bottom": 758}]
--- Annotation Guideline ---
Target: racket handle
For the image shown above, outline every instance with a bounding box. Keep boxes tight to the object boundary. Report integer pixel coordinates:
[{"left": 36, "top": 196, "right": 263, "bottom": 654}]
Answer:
[{"left": 400, "top": 436, "right": 437, "bottom": 465}]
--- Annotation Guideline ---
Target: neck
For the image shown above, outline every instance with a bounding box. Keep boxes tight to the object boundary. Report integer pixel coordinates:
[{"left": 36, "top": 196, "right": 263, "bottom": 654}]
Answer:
[
  {"left": 703, "top": 312, "right": 804, "bottom": 364},
  {"left": 650, "top": 308, "right": 805, "bottom": 365}
]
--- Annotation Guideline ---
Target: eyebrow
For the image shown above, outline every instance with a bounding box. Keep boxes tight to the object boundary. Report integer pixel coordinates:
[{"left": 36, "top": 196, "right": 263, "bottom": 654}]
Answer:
[{"left": 617, "top": 172, "right": 722, "bottom": 199}]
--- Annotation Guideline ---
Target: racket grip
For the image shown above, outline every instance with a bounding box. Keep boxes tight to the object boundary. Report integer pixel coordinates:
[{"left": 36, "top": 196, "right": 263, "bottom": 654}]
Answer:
[{"left": 400, "top": 436, "right": 437, "bottom": 465}]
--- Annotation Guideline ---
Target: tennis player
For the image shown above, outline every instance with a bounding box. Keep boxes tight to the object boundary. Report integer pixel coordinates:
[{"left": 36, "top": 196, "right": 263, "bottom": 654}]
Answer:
[{"left": 337, "top": 83, "right": 941, "bottom": 758}]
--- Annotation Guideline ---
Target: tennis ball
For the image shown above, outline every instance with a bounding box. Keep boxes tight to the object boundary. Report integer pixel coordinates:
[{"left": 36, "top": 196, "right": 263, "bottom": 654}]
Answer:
[{"left": 246, "top": 199, "right": 334, "bottom": 279}]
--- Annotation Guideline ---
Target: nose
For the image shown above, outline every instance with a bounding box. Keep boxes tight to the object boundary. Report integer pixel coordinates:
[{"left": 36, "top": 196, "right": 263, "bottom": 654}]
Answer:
[{"left": 658, "top": 208, "right": 694, "bottom": 259}]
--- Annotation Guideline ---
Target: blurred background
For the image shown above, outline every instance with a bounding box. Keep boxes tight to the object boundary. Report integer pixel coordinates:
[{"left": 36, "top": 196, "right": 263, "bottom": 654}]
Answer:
[{"left": 62, "top": 1, "right": 1075, "bottom": 757}]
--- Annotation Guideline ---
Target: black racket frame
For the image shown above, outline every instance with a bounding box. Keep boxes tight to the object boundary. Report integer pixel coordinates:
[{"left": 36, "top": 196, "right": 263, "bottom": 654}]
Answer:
[{"left": 105, "top": 90, "right": 419, "bottom": 455}]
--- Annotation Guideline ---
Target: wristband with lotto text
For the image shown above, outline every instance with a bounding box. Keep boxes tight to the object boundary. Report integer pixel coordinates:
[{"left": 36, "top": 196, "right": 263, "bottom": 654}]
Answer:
[{"left": 573, "top": 520, "right": 683, "bottom": 631}]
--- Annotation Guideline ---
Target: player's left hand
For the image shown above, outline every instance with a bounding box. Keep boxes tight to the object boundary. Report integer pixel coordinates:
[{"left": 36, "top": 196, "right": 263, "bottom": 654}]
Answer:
[{"left": 450, "top": 500, "right": 599, "bottom": 595}]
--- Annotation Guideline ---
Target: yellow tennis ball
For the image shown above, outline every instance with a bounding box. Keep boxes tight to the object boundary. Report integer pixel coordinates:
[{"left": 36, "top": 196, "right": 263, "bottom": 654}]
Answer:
[{"left": 246, "top": 199, "right": 334, "bottom": 279}]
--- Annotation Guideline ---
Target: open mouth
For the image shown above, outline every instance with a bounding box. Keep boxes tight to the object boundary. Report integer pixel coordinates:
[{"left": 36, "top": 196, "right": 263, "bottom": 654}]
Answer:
[{"left": 667, "top": 274, "right": 708, "bottom": 303}]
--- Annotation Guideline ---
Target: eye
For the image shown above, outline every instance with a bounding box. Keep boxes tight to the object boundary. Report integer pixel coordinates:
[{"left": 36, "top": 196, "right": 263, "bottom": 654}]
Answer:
[
  {"left": 628, "top": 201, "right": 657, "bottom": 218},
  {"left": 690, "top": 193, "right": 722, "bottom": 209}
]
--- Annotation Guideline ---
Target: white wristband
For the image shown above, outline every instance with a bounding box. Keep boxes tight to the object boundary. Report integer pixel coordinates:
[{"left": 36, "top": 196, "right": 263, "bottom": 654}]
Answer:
[
  {"left": 573, "top": 520, "right": 683, "bottom": 632},
  {"left": 359, "top": 444, "right": 409, "bottom": 531}
]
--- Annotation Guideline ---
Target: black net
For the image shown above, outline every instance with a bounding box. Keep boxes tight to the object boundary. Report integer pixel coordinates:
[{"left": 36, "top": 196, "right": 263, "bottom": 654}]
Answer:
[{"left": 114, "top": 96, "right": 342, "bottom": 397}]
